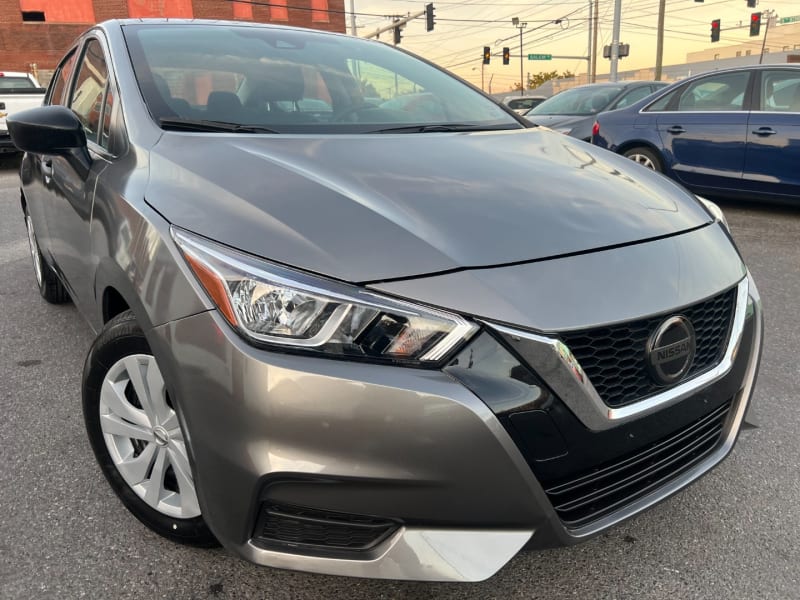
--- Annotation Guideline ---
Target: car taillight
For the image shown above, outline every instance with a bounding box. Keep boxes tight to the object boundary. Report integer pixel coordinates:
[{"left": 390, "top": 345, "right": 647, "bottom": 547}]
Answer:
[{"left": 592, "top": 121, "right": 600, "bottom": 137}]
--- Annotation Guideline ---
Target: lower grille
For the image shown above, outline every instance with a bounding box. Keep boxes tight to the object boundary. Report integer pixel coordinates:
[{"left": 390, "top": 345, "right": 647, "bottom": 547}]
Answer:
[
  {"left": 543, "top": 401, "right": 732, "bottom": 528},
  {"left": 252, "top": 503, "right": 399, "bottom": 555}
]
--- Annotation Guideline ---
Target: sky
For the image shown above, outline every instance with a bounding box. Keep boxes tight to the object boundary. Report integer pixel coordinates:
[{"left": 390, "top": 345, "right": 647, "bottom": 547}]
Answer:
[{"left": 349, "top": 0, "right": 800, "bottom": 92}]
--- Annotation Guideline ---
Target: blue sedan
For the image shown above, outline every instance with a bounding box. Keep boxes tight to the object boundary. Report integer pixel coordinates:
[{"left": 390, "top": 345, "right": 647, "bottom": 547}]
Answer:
[{"left": 592, "top": 65, "right": 800, "bottom": 202}]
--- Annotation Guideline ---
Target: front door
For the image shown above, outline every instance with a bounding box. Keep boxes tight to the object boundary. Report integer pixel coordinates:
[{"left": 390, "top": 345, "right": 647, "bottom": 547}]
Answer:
[
  {"left": 45, "top": 38, "right": 112, "bottom": 316},
  {"left": 656, "top": 70, "right": 752, "bottom": 192}
]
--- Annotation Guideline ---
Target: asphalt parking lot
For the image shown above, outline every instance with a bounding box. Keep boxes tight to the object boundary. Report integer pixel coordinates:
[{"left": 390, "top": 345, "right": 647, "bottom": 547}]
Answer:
[{"left": 1, "top": 152, "right": 799, "bottom": 600}]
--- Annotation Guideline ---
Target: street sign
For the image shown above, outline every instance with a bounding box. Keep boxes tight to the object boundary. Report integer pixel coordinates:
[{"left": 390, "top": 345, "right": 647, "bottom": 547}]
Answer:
[
  {"left": 779, "top": 15, "right": 799, "bottom": 24},
  {"left": 527, "top": 53, "right": 552, "bottom": 60}
]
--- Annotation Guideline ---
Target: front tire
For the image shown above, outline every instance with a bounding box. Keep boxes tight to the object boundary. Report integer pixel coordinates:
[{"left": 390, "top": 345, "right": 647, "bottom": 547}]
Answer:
[
  {"left": 623, "top": 146, "right": 662, "bottom": 172},
  {"left": 83, "top": 310, "right": 217, "bottom": 547},
  {"left": 24, "top": 209, "right": 70, "bottom": 304}
]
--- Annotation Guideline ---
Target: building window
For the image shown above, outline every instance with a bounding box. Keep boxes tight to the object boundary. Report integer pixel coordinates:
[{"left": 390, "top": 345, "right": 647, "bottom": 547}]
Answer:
[
  {"left": 746, "top": 50, "right": 751, "bottom": 56},
  {"left": 764, "top": 48, "right": 770, "bottom": 54},
  {"left": 311, "top": 0, "right": 329, "bottom": 22},
  {"left": 127, "top": 0, "right": 193, "bottom": 18},
  {"left": 270, "top": 0, "right": 288, "bottom": 21},
  {"left": 735, "top": 51, "right": 741, "bottom": 57},
  {"left": 232, "top": 1, "right": 253, "bottom": 19},
  {"left": 19, "top": 0, "right": 94, "bottom": 23},
  {"left": 784, "top": 46, "right": 790, "bottom": 51},
  {"left": 21, "top": 10, "right": 45, "bottom": 21},
  {"left": 714, "top": 53, "right": 720, "bottom": 60}
]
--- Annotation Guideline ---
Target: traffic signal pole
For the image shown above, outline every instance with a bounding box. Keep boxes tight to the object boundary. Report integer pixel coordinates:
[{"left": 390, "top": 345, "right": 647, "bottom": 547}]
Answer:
[
  {"left": 609, "top": 0, "right": 622, "bottom": 82},
  {"left": 363, "top": 8, "right": 427, "bottom": 41},
  {"left": 759, "top": 10, "right": 773, "bottom": 64}
]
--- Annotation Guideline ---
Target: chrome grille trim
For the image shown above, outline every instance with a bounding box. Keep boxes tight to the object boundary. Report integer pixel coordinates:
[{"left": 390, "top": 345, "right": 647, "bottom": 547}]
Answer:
[{"left": 491, "top": 276, "right": 749, "bottom": 431}]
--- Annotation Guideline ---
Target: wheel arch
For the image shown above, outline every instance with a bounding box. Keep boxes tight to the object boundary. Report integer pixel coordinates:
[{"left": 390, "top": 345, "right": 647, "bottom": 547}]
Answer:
[{"left": 616, "top": 139, "right": 664, "bottom": 161}]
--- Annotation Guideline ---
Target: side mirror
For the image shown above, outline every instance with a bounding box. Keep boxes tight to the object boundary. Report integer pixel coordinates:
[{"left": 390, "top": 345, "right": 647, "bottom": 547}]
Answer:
[
  {"left": 8, "top": 105, "right": 91, "bottom": 176},
  {"left": 7, "top": 105, "right": 87, "bottom": 154}
]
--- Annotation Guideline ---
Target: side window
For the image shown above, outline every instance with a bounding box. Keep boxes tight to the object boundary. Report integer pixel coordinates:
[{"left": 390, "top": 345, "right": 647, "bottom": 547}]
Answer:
[
  {"left": 69, "top": 39, "right": 109, "bottom": 145},
  {"left": 613, "top": 86, "right": 654, "bottom": 109},
  {"left": 99, "top": 85, "right": 115, "bottom": 150},
  {"left": 761, "top": 71, "right": 800, "bottom": 112},
  {"left": 676, "top": 72, "right": 750, "bottom": 112},
  {"left": 47, "top": 49, "right": 78, "bottom": 106},
  {"left": 644, "top": 88, "right": 676, "bottom": 112}
]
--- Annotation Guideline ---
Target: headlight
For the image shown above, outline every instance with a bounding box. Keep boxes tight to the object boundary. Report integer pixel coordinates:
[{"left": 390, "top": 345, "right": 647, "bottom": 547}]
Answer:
[
  {"left": 696, "top": 196, "right": 730, "bottom": 232},
  {"left": 172, "top": 228, "right": 478, "bottom": 365}
]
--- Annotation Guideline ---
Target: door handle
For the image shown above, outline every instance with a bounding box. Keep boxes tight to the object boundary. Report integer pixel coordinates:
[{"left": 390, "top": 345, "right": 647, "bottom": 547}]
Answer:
[
  {"left": 751, "top": 127, "right": 777, "bottom": 136},
  {"left": 666, "top": 126, "right": 685, "bottom": 134}
]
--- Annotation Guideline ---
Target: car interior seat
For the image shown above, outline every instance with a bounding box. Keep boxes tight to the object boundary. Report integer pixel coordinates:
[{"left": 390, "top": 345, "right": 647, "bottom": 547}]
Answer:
[{"left": 205, "top": 91, "right": 245, "bottom": 123}]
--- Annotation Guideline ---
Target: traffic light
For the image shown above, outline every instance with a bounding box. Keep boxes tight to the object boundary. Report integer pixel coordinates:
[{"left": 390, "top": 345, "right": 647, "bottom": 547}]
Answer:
[
  {"left": 425, "top": 3, "right": 435, "bottom": 32},
  {"left": 502, "top": 47, "right": 510, "bottom": 65},
  {"left": 750, "top": 12, "right": 762, "bottom": 36},
  {"left": 618, "top": 43, "right": 630, "bottom": 58},
  {"left": 483, "top": 46, "right": 491, "bottom": 65},
  {"left": 710, "top": 19, "right": 720, "bottom": 43},
  {"left": 747, "top": 0, "right": 757, "bottom": 7},
  {"left": 394, "top": 25, "right": 402, "bottom": 45}
]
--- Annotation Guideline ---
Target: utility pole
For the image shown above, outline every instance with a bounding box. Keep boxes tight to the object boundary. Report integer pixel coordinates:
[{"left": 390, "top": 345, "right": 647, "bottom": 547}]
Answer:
[
  {"left": 349, "top": 0, "right": 356, "bottom": 35},
  {"left": 587, "top": 0, "right": 593, "bottom": 83},
  {"left": 654, "top": 0, "right": 665, "bottom": 80},
  {"left": 512, "top": 17, "right": 527, "bottom": 95},
  {"left": 609, "top": 0, "right": 622, "bottom": 82},
  {"left": 759, "top": 9, "right": 774, "bottom": 64},
  {"left": 591, "top": 0, "right": 599, "bottom": 82}
]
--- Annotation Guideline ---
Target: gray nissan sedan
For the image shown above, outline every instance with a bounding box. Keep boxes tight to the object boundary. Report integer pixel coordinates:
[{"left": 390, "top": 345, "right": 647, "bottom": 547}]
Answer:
[{"left": 9, "top": 20, "right": 763, "bottom": 582}]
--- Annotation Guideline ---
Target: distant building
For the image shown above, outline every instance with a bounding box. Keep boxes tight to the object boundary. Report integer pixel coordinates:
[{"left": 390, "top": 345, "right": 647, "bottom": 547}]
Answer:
[{"left": 0, "top": 0, "right": 346, "bottom": 80}]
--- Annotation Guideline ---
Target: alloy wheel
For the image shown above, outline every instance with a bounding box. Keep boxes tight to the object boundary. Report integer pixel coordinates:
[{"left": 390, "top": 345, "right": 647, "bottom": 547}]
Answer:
[{"left": 627, "top": 153, "right": 657, "bottom": 170}]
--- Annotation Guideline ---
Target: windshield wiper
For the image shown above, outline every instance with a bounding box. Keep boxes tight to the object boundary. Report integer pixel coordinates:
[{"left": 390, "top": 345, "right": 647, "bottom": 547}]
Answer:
[
  {"left": 367, "top": 123, "right": 520, "bottom": 134},
  {"left": 159, "top": 118, "right": 279, "bottom": 134}
]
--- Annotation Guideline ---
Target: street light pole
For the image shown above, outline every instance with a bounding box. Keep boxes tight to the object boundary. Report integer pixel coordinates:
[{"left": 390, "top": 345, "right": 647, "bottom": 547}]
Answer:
[{"left": 512, "top": 17, "right": 527, "bottom": 96}]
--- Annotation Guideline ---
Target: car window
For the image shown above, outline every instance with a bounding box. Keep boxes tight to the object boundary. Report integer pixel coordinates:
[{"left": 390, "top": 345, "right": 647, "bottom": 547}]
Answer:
[
  {"left": 508, "top": 98, "right": 540, "bottom": 111},
  {"left": 761, "top": 71, "right": 800, "bottom": 112},
  {"left": 676, "top": 71, "right": 749, "bottom": 112},
  {"left": 527, "top": 86, "right": 624, "bottom": 116},
  {"left": 612, "top": 86, "right": 654, "bottom": 109},
  {"left": 122, "top": 24, "right": 519, "bottom": 134},
  {"left": 69, "top": 39, "right": 109, "bottom": 144},
  {"left": 47, "top": 49, "right": 78, "bottom": 106},
  {"left": 99, "top": 84, "right": 115, "bottom": 149}
]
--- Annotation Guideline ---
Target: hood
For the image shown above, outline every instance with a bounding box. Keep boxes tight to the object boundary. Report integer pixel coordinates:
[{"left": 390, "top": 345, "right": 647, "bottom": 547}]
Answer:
[
  {"left": 146, "top": 128, "right": 711, "bottom": 283},
  {"left": 525, "top": 114, "right": 590, "bottom": 130}
]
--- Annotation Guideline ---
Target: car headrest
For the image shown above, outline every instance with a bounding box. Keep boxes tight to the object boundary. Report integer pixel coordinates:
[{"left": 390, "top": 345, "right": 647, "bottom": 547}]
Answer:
[
  {"left": 254, "top": 63, "right": 305, "bottom": 102},
  {"left": 206, "top": 91, "right": 243, "bottom": 118}
]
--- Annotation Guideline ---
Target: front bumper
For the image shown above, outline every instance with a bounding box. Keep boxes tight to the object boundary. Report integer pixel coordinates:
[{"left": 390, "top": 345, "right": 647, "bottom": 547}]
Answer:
[{"left": 147, "top": 273, "right": 762, "bottom": 581}]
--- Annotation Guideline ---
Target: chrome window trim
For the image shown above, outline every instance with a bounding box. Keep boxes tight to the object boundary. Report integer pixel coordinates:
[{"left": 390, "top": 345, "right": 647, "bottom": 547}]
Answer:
[
  {"left": 637, "top": 109, "right": 749, "bottom": 115},
  {"left": 491, "top": 276, "right": 750, "bottom": 431}
]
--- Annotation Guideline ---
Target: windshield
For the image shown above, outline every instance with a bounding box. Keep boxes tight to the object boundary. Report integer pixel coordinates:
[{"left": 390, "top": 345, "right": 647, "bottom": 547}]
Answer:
[
  {"left": 0, "top": 76, "right": 37, "bottom": 91},
  {"left": 122, "top": 24, "right": 520, "bottom": 134},
  {"left": 527, "top": 85, "right": 624, "bottom": 116}
]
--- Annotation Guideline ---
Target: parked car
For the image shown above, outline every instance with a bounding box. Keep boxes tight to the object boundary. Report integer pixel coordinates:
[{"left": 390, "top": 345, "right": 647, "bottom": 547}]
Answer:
[
  {"left": 10, "top": 20, "right": 762, "bottom": 582},
  {"left": 524, "top": 81, "right": 669, "bottom": 140},
  {"left": 502, "top": 94, "right": 547, "bottom": 114},
  {"left": 0, "top": 71, "right": 45, "bottom": 153},
  {"left": 592, "top": 65, "right": 800, "bottom": 203}
]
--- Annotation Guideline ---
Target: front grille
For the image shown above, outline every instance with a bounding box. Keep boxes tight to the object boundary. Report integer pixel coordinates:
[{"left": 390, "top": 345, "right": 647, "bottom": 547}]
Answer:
[
  {"left": 542, "top": 400, "right": 732, "bottom": 528},
  {"left": 560, "top": 287, "right": 736, "bottom": 407},
  {"left": 252, "top": 503, "right": 399, "bottom": 555}
]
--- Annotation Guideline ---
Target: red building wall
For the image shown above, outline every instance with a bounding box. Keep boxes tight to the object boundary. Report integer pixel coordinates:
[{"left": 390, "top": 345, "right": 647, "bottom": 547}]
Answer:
[{"left": 0, "top": 0, "right": 346, "bottom": 75}]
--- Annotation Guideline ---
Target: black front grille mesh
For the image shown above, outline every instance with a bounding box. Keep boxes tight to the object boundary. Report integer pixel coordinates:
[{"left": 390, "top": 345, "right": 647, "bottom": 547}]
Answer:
[
  {"left": 543, "top": 400, "right": 732, "bottom": 528},
  {"left": 253, "top": 503, "right": 398, "bottom": 554},
  {"left": 560, "top": 287, "right": 737, "bottom": 407}
]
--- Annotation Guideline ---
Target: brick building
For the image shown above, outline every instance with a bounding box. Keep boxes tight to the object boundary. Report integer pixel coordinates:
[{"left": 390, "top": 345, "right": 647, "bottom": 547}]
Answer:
[{"left": 0, "top": 0, "right": 346, "bottom": 78}]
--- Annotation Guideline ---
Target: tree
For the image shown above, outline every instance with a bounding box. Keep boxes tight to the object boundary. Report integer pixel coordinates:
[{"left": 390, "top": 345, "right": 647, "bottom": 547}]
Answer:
[{"left": 527, "top": 70, "right": 574, "bottom": 90}]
